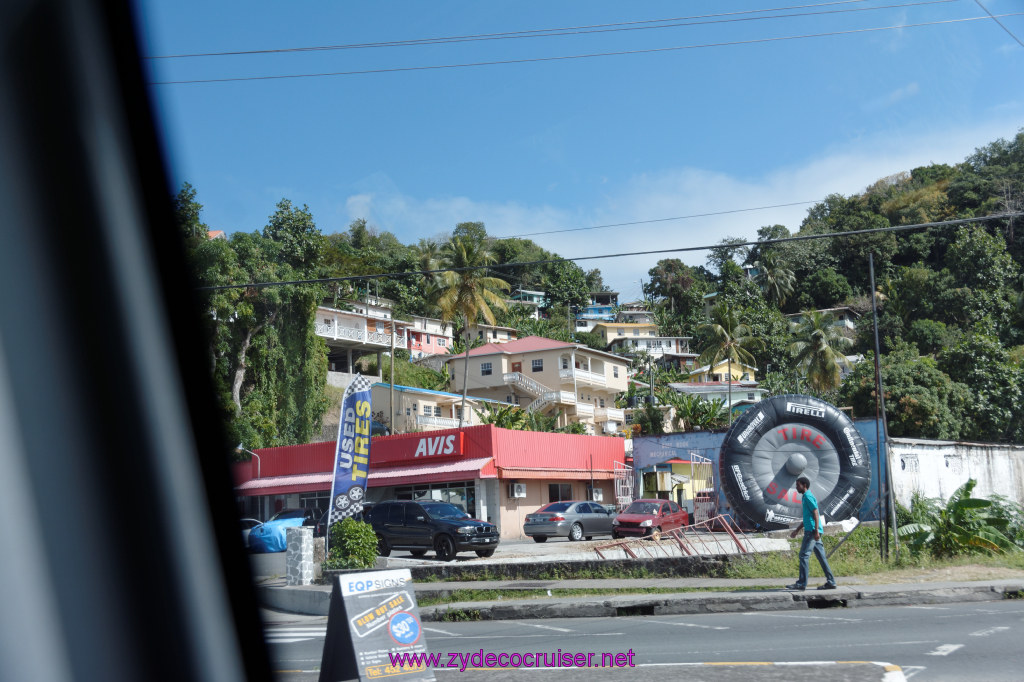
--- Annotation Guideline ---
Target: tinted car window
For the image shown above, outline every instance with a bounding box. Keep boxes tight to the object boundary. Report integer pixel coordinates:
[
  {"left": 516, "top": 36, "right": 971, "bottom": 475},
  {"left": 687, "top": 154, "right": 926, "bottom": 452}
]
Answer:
[
  {"left": 269, "top": 509, "right": 306, "bottom": 521},
  {"left": 540, "top": 502, "right": 572, "bottom": 513},
  {"left": 387, "top": 504, "right": 404, "bottom": 524},
  {"left": 406, "top": 505, "right": 426, "bottom": 523},
  {"left": 668, "top": 501, "right": 680, "bottom": 513},
  {"left": 421, "top": 502, "right": 469, "bottom": 520},
  {"left": 624, "top": 501, "right": 659, "bottom": 515}
]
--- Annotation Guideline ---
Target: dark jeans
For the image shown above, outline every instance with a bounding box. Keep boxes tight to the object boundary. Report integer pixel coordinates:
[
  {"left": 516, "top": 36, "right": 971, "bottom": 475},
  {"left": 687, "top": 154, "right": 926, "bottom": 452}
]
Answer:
[{"left": 797, "top": 530, "right": 835, "bottom": 587}]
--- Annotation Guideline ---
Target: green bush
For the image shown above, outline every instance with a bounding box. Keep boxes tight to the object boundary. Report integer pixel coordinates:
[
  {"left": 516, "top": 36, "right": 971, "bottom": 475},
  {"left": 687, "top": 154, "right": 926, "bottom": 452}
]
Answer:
[{"left": 322, "top": 517, "right": 378, "bottom": 570}]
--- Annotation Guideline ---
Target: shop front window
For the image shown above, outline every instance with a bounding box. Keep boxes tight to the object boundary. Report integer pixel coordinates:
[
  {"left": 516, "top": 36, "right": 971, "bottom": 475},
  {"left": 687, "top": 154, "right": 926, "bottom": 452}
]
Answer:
[{"left": 548, "top": 483, "right": 572, "bottom": 502}]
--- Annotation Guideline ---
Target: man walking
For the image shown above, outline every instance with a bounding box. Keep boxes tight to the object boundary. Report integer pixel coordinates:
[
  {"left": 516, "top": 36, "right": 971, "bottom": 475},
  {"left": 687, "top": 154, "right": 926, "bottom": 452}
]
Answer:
[{"left": 786, "top": 476, "right": 837, "bottom": 591}]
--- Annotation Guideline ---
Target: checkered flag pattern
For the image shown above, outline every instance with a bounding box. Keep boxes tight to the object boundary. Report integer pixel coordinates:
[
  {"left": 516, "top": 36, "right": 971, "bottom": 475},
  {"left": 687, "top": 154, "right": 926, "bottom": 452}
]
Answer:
[{"left": 346, "top": 373, "right": 372, "bottom": 396}]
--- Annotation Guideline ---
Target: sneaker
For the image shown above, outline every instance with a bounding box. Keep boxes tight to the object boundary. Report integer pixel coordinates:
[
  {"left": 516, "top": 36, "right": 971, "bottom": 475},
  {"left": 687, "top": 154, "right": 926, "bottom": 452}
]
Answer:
[
  {"left": 817, "top": 583, "right": 837, "bottom": 590},
  {"left": 785, "top": 583, "right": 805, "bottom": 590}
]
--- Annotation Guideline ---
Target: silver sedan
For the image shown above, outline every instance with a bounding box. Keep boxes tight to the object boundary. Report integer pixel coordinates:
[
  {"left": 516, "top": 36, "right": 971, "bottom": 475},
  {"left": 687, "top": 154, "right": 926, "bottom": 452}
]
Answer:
[{"left": 523, "top": 501, "right": 616, "bottom": 542}]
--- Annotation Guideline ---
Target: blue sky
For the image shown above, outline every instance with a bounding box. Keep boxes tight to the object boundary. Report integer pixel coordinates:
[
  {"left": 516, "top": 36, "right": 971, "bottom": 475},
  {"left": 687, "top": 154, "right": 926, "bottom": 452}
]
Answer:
[{"left": 135, "top": 1, "right": 1023, "bottom": 299}]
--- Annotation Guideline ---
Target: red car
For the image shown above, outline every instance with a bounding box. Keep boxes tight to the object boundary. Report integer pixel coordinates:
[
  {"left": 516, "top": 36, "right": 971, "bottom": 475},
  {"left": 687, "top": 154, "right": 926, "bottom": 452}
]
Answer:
[{"left": 612, "top": 499, "right": 689, "bottom": 538}]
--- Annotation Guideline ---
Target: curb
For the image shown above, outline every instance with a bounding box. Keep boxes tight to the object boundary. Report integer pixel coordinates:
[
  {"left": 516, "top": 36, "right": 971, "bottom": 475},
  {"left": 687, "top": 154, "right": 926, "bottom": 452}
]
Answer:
[{"left": 257, "top": 579, "right": 1023, "bottom": 620}]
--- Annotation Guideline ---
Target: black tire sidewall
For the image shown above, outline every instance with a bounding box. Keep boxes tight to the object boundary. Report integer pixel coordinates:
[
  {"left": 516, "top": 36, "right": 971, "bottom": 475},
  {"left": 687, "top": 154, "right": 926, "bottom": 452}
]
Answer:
[{"left": 719, "top": 394, "right": 871, "bottom": 530}]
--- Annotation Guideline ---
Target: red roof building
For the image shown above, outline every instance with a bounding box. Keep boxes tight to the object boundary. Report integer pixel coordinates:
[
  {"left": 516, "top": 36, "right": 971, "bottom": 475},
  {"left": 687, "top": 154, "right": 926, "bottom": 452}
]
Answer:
[{"left": 233, "top": 425, "right": 629, "bottom": 538}]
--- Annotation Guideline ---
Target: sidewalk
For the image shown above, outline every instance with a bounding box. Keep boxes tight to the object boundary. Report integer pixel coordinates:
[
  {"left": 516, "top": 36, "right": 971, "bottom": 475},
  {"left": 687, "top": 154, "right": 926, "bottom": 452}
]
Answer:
[{"left": 256, "top": 574, "right": 1023, "bottom": 619}]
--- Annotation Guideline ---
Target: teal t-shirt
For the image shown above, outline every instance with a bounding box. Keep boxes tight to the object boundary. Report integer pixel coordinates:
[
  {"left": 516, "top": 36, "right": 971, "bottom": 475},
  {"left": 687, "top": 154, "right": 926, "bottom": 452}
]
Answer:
[{"left": 802, "top": 490, "right": 821, "bottom": 532}]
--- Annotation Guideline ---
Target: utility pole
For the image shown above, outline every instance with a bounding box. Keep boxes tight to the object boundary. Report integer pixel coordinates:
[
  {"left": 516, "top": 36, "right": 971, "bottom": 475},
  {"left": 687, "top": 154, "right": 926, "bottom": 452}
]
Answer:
[
  {"left": 869, "top": 253, "right": 898, "bottom": 561},
  {"left": 389, "top": 319, "right": 396, "bottom": 433}
]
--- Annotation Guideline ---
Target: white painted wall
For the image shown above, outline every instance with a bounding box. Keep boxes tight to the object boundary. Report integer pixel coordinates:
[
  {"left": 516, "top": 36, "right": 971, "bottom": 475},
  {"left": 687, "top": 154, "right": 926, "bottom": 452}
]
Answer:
[{"left": 889, "top": 437, "right": 1024, "bottom": 507}]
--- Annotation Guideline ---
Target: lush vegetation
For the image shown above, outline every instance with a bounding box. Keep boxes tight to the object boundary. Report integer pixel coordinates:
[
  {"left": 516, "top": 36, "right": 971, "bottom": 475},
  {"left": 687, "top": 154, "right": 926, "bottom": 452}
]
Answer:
[
  {"left": 643, "top": 130, "right": 1024, "bottom": 443},
  {"left": 179, "top": 129, "right": 1024, "bottom": 447},
  {"left": 897, "top": 480, "right": 1023, "bottom": 558}
]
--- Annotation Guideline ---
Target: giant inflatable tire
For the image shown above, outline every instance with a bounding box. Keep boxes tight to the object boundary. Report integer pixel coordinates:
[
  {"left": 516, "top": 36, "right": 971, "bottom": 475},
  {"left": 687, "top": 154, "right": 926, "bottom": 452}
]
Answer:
[{"left": 719, "top": 394, "right": 871, "bottom": 530}]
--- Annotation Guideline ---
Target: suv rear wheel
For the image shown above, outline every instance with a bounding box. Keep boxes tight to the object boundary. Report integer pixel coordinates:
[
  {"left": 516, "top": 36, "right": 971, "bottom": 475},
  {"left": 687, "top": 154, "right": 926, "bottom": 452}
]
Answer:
[
  {"left": 377, "top": 535, "right": 391, "bottom": 557},
  {"left": 434, "top": 534, "right": 457, "bottom": 561}
]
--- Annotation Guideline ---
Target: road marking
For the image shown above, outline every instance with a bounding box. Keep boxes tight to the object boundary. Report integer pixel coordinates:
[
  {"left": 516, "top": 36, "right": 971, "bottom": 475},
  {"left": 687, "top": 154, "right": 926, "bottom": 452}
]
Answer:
[
  {"left": 742, "top": 612, "right": 862, "bottom": 622},
  {"left": 512, "top": 622, "right": 573, "bottom": 633},
  {"left": 905, "top": 606, "right": 949, "bottom": 610},
  {"left": 264, "top": 626, "right": 327, "bottom": 644},
  {"left": 423, "top": 626, "right": 462, "bottom": 637},
  {"left": 925, "top": 644, "right": 963, "bottom": 656},
  {"left": 969, "top": 626, "right": 1010, "bottom": 637},
  {"left": 902, "top": 666, "right": 927, "bottom": 679},
  {"left": 660, "top": 621, "right": 729, "bottom": 630}
]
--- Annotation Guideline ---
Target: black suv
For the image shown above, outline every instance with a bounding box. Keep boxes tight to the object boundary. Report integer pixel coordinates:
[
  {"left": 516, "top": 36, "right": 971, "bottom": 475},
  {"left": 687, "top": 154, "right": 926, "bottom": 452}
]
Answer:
[{"left": 369, "top": 500, "right": 500, "bottom": 561}]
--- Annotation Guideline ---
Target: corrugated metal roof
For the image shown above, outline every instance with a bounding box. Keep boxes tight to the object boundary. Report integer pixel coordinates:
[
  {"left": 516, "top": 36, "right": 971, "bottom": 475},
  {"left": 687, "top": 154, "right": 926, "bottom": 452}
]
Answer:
[
  {"left": 491, "top": 428, "right": 625, "bottom": 471},
  {"left": 457, "top": 336, "right": 576, "bottom": 358},
  {"left": 368, "top": 457, "right": 496, "bottom": 487},
  {"left": 232, "top": 425, "right": 625, "bottom": 489}
]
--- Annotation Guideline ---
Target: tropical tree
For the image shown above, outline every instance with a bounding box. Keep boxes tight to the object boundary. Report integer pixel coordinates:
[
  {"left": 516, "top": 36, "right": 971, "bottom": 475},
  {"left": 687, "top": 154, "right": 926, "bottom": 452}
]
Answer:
[
  {"left": 697, "top": 303, "right": 764, "bottom": 425},
  {"left": 693, "top": 398, "right": 729, "bottom": 430},
  {"left": 475, "top": 403, "right": 528, "bottom": 430},
  {"left": 788, "top": 310, "right": 852, "bottom": 393},
  {"left": 753, "top": 251, "right": 795, "bottom": 307},
  {"left": 437, "top": 236, "right": 510, "bottom": 427},
  {"left": 897, "top": 479, "right": 1022, "bottom": 558}
]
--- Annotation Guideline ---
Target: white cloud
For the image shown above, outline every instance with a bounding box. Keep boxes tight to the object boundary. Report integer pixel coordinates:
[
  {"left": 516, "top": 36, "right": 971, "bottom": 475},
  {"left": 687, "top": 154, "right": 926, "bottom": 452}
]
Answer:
[
  {"left": 862, "top": 82, "right": 921, "bottom": 113},
  {"left": 336, "top": 120, "right": 1021, "bottom": 294}
]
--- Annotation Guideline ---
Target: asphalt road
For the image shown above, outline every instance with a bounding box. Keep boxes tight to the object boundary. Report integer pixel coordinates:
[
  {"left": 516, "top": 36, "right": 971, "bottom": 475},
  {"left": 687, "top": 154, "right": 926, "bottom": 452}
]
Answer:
[{"left": 262, "top": 599, "right": 1024, "bottom": 681}]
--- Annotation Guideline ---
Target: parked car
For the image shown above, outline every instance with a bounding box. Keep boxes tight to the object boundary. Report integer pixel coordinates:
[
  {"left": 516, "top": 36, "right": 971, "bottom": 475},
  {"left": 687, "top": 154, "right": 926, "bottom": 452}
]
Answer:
[
  {"left": 247, "top": 508, "right": 322, "bottom": 553},
  {"left": 523, "top": 501, "right": 616, "bottom": 542},
  {"left": 239, "top": 518, "right": 262, "bottom": 548},
  {"left": 313, "top": 504, "right": 373, "bottom": 538},
  {"left": 612, "top": 499, "right": 689, "bottom": 539},
  {"left": 369, "top": 500, "right": 500, "bottom": 561}
]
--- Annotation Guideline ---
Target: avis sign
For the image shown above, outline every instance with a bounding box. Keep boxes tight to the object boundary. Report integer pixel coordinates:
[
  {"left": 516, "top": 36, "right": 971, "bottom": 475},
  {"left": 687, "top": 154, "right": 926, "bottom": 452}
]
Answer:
[{"left": 413, "top": 432, "right": 463, "bottom": 458}]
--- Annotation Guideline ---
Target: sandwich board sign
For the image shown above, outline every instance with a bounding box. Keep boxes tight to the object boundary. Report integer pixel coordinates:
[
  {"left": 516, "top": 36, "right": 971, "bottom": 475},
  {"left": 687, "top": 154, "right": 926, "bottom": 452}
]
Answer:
[{"left": 319, "top": 568, "right": 434, "bottom": 681}]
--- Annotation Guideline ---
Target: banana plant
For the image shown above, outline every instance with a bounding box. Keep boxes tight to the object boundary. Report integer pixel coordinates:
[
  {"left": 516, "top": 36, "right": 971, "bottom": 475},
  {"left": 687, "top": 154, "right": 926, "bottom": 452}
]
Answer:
[{"left": 897, "top": 479, "right": 1022, "bottom": 558}]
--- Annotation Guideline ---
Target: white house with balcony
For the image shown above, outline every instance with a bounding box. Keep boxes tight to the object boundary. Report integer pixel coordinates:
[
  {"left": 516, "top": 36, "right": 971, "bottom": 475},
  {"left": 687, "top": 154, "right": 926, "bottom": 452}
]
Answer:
[
  {"left": 508, "top": 289, "right": 545, "bottom": 320},
  {"left": 315, "top": 301, "right": 409, "bottom": 387},
  {"left": 445, "top": 336, "right": 629, "bottom": 435},
  {"left": 785, "top": 307, "right": 861, "bottom": 337},
  {"left": 370, "top": 383, "right": 514, "bottom": 433}
]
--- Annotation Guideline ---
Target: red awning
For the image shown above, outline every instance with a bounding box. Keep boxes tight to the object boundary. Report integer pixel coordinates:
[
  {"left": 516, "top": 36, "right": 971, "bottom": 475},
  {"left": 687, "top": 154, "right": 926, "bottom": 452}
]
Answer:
[
  {"left": 234, "top": 473, "right": 332, "bottom": 496},
  {"left": 497, "top": 466, "right": 618, "bottom": 480},
  {"left": 367, "top": 457, "right": 497, "bottom": 487}
]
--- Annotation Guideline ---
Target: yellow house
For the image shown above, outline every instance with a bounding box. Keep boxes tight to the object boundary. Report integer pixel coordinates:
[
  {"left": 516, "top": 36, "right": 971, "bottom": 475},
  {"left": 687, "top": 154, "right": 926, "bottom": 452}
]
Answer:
[
  {"left": 590, "top": 321, "right": 659, "bottom": 347},
  {"left": 688, "top": 358, "right": 757, "bottom": 383}
]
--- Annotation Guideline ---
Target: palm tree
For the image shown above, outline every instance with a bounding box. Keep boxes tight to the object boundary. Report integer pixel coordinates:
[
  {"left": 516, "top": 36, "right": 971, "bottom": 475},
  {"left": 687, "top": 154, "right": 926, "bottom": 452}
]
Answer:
[
  {"left": 788, "top": 310, "right": 852, "bottom": 393},
  {"left": 697, "top": 302, "right": 764, "bottom": 425},
  {"left": 437, "top": 236, "right": 510, "bottom": 427},
  {"left": 753, "top": 251, "right": 795, "bottom": 307}
]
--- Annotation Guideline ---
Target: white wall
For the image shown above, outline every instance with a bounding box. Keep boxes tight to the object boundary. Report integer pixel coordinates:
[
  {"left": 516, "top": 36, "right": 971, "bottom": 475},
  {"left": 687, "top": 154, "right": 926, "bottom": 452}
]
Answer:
[{"left": 889, "top": 438, "right": 1024, "bottom": 507}]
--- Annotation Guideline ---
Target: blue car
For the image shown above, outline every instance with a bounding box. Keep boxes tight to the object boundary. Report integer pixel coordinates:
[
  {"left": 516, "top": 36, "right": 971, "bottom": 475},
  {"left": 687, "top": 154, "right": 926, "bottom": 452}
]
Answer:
[{"left": 247, "top": 508, "right": 321, "bottom": 553}]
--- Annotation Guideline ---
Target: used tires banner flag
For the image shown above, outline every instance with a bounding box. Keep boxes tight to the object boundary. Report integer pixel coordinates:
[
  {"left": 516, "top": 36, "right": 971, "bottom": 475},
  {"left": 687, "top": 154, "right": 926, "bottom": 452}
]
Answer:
[{"left": 327, "top": 374, "right": 373, "bottom": 528}]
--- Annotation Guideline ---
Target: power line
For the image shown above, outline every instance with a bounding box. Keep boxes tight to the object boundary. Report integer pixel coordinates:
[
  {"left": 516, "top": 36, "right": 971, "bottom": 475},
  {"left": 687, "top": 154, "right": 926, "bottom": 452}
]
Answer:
[
  {"left": 196, "top": 212, "right": 1022, "bottom": 291},
  {"left": 150, "top": 13, "right": 1023, "bottom": 85},
  {"left": 493, "top": 201, "right": 820, "bottom": 239},
  {"left": 974, "top": 0, "right": 1024, "bottom": 48},
  {"left": 146, "top": 0, "right": 952, "bottom": 59}
]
